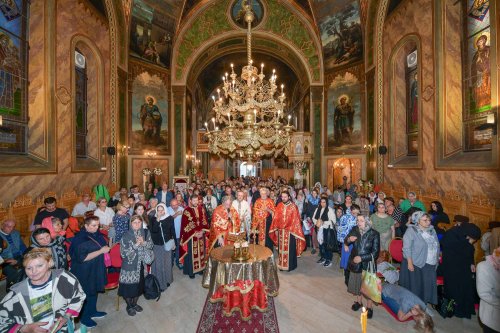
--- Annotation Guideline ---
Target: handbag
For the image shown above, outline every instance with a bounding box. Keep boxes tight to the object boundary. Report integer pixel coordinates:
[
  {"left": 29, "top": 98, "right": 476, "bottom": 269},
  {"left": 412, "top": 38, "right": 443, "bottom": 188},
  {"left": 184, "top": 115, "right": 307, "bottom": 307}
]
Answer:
[
  {"left": 88, "top": 236, "right": 111, "bottom": 267},
  {"left": 360, "top": 255, "right": 382, "bottom": 303},
  {"left": 324, "top": 227, "right": 339, "bottom": 253},
  {"left": 159, "top": 220, "right": 175, "bottom": 252}
]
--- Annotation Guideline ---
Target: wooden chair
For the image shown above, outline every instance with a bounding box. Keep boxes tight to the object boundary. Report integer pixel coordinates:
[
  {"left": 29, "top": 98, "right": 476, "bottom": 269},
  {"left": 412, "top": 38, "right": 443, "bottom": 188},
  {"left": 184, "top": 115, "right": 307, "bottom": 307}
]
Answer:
[
  {"left": 467, "top": 196, "right": 496, "bottom": 263},
  {"left": 42, "top": 191, "right": 58, "bottom": 201},
  {"left": 392, "top": 186, "right": 406, "bottom": 202},
  {"left": 10, "top": 195, "right": 37, "bottom": 245}
]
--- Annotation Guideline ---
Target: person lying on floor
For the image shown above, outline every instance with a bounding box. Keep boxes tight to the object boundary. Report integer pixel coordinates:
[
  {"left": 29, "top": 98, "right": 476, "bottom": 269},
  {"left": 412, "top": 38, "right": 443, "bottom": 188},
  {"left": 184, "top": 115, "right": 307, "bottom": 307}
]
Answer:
[{"left": 381, "top": 282, "right": 434, "bottom": 333}]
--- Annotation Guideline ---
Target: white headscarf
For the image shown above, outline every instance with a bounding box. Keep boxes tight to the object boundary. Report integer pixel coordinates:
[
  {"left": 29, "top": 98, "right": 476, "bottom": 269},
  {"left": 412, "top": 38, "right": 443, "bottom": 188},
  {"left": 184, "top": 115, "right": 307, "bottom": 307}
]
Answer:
[{"left": 155, "top": 203, "right": 169, "bottom": 219}]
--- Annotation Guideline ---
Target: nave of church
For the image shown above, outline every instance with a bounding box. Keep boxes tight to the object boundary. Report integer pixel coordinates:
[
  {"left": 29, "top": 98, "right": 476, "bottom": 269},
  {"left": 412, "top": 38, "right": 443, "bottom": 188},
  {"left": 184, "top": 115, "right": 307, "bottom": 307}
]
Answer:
[{"left": 0, "top": 0, "right": 498, "bottom": 332}]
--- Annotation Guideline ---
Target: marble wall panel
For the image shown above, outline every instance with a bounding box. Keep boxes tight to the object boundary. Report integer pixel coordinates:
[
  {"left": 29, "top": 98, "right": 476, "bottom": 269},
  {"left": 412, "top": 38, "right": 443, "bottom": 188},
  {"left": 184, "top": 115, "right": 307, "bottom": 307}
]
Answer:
[
  {"left": 382, "top": 0, "right": 500, "bottom": 205},
  {"left": 0, "top": 0, "right": 113, "bottom": 207}
]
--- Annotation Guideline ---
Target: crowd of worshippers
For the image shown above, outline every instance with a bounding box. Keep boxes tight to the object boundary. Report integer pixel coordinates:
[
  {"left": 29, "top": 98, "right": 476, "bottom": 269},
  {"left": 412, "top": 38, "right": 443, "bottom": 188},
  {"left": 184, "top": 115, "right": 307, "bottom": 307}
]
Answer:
[{"left": 0, "top": 178, "right": 498, "bottom": 333}]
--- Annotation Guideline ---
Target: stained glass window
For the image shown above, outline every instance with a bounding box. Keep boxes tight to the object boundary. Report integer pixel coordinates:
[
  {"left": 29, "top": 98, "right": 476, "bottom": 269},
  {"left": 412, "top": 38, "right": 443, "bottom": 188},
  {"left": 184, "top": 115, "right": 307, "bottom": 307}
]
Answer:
[
  {"left": 0, "top": 0, "right": 29, "bottom": 154},
  {"left": 406, "top": 49, "right": 418, "bottom": 156},
  {"left": 463, "top": 0, "right": 492, "bottom": 151},
  {"left": 75, "top": 49, "right": 88, "bottom": 158}
]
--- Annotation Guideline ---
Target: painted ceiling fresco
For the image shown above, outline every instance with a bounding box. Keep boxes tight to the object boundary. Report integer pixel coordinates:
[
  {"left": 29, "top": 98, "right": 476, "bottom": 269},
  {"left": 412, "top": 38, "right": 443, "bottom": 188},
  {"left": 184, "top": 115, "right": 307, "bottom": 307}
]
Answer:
[
  {"left": 311, "top": 0, "right": 363, "bottom": 71},
  {"left": 129, "top": 0, "right": 184, "bottom": 68}
]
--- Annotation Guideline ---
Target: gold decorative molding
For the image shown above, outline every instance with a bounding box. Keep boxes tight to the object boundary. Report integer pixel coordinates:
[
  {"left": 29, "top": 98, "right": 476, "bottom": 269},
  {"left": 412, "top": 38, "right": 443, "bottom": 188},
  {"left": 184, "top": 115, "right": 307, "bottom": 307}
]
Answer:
[
  {"left": 422, "top": 85, "right": 434, "bottom": 102},
  {"left": 11, "top": 195, "right": 34, "bottom": 208},
  {"left": 445, "top": 190, "right": 464, "bottom": 201}
]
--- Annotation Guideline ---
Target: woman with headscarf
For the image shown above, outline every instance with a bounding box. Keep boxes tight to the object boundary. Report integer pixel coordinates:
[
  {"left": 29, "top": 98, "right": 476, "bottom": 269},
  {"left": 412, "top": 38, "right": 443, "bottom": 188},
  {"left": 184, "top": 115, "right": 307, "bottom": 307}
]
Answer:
[
  {"left": 345, "top": 215, "right": 380, "bottom": 319},
  {"left": 338, "top": 205, "right": 360, "bottom": 284},
  {"left": 119, "top": 215, "right": 154, "bottom": 316},
  {"left": 441, "top": 222, "right": 481, "bottom": 318},
  {"left": 149, "top": 203, "right": 175, "bottom": 291},
  {"left": 400, "top": 211, "right": 440, "bottom": 305},
  {"left": 476, "top": 246, "right": 500, "bottom": 333},
  {"left": 25, "top": 228, "right": 67, "bottom": 270}
]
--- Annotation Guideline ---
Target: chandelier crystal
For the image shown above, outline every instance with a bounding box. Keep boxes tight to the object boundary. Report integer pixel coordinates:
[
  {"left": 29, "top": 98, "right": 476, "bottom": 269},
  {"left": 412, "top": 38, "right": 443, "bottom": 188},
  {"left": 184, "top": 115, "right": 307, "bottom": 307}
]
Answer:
[{"left": 204, "top": 1, "right": 293, "bottom": 161}]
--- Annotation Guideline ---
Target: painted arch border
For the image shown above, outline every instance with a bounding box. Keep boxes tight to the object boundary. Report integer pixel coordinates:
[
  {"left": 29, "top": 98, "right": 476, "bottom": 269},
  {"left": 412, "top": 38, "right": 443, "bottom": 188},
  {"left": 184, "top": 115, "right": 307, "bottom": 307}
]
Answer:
[{"left": 171, "top": 0, "right": 324, "bottom": 87}]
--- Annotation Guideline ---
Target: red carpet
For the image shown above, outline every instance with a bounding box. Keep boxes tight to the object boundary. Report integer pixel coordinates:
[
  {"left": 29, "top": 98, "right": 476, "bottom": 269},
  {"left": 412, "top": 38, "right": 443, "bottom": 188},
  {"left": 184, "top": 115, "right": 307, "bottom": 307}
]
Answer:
[{"left": 196, "top": 296, "right": 280, "bottom": 333}]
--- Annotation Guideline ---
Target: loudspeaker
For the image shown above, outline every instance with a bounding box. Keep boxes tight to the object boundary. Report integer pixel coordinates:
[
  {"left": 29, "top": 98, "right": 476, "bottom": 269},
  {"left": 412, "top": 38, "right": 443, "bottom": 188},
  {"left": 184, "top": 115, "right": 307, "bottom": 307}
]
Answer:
[
  {"left": 106, "top": 146, "right": 116, "bottom": 156},
  {"left": 378, "top": 145, "right": 387, "bottom": 155}
]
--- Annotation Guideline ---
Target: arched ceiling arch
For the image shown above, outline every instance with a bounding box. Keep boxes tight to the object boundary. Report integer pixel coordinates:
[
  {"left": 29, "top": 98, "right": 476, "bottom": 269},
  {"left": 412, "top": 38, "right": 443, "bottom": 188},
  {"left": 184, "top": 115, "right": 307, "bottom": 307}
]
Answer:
[
  {"left": 185, "top": 36, "right": 310, "bottom": 92},
  {"left": 171, "top": 0, "right": 323, "bottom": 86}
]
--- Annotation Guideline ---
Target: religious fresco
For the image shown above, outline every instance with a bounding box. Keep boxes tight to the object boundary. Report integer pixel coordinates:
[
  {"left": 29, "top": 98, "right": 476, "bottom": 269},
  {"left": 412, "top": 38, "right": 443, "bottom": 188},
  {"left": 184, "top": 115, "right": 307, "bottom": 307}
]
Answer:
[
  {"left": 463, "top": 0, "right": 492, "bottom": 151},
  {"left": 312, "top": 0, "right": 363, "bottom": 70},
  {"left": 326, "top": 71, "right": 362, "bottom": 151},
  {"left": 231, "top": 0, "right": 264, "bottom": 28},
  {"left": 0, "top": 0, "right": 28, "bottom": 154},
  {"left": 130, "top": 72, "right": 169, "bottom": 152},
  {"left": 129, "top": 0, "right": 180, "bottom": 68}
]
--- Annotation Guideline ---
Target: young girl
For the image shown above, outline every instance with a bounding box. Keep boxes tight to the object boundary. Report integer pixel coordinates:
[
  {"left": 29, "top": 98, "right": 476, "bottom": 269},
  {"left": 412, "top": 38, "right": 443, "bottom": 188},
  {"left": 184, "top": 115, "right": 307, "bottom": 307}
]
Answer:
[{"left": 41, "top": 217, "right": 66, "bottom": 238}]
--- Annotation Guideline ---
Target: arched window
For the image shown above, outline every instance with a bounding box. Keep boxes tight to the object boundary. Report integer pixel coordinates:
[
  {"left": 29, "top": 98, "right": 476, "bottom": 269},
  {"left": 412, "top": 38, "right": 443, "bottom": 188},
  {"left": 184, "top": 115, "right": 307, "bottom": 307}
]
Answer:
[
  {"left": 462, "top": 0, "right": 492, "bottom": 151},
  {"left": 0, "top": 0, "right": 29, "bottom": 154},
  {"left": 75, "top": 49, "right": 88, "bottom": 158},
  {"left": 406, "top": 49, "right": 418, "bottom": 156}
]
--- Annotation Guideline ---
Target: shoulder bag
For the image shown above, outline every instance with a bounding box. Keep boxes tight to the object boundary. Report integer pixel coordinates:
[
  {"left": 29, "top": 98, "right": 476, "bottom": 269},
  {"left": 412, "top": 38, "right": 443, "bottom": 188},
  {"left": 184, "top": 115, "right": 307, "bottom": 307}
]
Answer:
[
  {"left": 360, "top": 254, "right": 382, "bottom": 303},
  {"left": 159, "top": 220, "right": 175, "bottom": 252}
]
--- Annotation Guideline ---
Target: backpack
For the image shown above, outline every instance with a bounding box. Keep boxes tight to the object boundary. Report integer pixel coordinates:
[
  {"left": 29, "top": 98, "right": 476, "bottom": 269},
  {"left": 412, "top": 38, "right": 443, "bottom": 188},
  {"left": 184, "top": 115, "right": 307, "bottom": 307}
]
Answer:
[{"left": 143, "top": 274, "right": 161, "bottom": 301}]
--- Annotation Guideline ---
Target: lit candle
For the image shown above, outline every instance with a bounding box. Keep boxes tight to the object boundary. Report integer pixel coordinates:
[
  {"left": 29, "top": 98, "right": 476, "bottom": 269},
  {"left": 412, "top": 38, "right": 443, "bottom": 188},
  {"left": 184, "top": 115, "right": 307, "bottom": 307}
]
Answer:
[
  {"left": 204, "top": 122, "right": 209, "bottom": 132},
  {"left": 217, "top": 88, "right": 221, "bottom": 99},
  {"left": 254, "top": 109, "right": 257, "bottom": 124},
  {"left": 227, "top": 113, "right": 231, "bottom": 123},
  {"left": 261, "top": 63, "right": 264, "bottom": 74},
  {"left": 212, "top": 95, "right": 215, "bottom": 103},
  {"left": 281, "top": 84, "right": 284, "bottom": 94},
  {"left": 287, "top": 114, "right": 291, "bottom": 126},
  {"left": 212, "top": 117, "right": 216, "bottom": 130},
  {"left": 360, "top": 307, "right": 367, "bottom": 333}
]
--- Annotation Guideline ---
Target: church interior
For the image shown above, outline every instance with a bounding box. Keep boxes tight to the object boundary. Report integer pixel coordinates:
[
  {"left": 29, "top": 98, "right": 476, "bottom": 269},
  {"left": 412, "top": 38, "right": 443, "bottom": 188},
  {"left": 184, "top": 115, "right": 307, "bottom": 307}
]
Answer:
[{"left": 0, "top": 0, "right": 498, "bottom": 332}]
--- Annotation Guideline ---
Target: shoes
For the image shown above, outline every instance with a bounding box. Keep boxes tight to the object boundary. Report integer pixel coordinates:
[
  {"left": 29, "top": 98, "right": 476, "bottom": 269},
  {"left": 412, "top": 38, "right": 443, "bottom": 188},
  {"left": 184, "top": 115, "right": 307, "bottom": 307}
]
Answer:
[
  {"left": 311, "top": 249, "right": 317, "bottom": 254},
  {"left": 323, "top": 260, "right": 332, "bottom": 267},
  {"left": 351, "top": 302, "right": 362, "bottom": 311},
  {"left": 126, "top": 307, "right": 136, "bottom": 316},
  {"left": 317, "top": 258, "right": 326, "bottom": 264},
  {"left": 189, "top": 275, "right": 195, "bottom": 279},
  {"left": 91, "top": 311, "right": 107, "bottom": 319},
  {"left": 367, "top": 308, "right": 373, "bottom": 319},
  {"left": 134, "top": 304, "right": 143, "bottom": 312},
  {"left": 167, "top": 283, "right": 171, "bottom": 287},
  {"left": 81, "top": 318, "right": 97, "bottom": 328}
]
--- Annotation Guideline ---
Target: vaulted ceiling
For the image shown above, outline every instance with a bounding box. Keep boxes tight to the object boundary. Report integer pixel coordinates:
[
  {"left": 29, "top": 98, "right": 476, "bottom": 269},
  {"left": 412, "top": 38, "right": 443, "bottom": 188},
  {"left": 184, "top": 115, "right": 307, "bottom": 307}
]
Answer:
[{"left": 128, "top": 0, "right": 366, "bottom": 72}]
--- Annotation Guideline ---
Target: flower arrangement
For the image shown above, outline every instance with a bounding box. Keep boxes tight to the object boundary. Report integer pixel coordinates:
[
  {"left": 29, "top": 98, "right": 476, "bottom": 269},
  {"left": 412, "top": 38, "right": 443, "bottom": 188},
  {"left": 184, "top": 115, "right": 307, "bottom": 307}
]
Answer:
[
  {"left": 142, "top": 168, "right": 152, "bottom": 176},
  {"left": 153, "top": 167, "right": 162, "bottom": 176}
]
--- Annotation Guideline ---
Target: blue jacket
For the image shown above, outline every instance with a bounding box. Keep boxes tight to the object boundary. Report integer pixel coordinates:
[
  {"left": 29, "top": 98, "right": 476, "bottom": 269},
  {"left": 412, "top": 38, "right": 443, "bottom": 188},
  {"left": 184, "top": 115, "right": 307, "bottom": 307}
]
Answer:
[
  {"left": 0, "top": 231, "right": 26, "bottom": 259},
  {"left": 156, "top": 190, "right": 173, "bottom": 207}
]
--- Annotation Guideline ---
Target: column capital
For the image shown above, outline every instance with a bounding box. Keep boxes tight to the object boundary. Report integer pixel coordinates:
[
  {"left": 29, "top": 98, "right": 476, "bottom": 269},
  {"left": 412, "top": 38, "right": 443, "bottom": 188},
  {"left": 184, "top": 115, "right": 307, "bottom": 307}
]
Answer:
[{"left": 172, "top": 85, "right": 186, "bottom": 101}]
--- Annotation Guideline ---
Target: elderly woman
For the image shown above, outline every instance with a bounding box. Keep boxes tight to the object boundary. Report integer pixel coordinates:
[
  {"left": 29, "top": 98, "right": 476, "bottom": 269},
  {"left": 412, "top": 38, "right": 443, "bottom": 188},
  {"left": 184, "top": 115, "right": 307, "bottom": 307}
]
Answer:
[
  {"left": 0, "top": 248, "right": 85, "bottom": 333},
  {"left": 93, "top": 197, "right": 115, "bottom": 240},
  {"left": 119, "top": 215, "right": 154, "bottom": 316},
  {"left": 345, "top": 215, "right": 380, "bottom": 318},
  {"left": 370, "top": 203, "right": 395, "bottom": 251},
  {"left": 69, "top": 215, "right": 110, "bottom": 328},
  {"left": 476, "top": 247, "right": 500, "bottom": 333},
  {"left": 147, "top": 197, "right": 159, "bottom": 219},
  {"left": 338, "top": 205, "right": 360, "bottom": 285},
  {"left": 400, "top": 212, "right": 439, "bottom": 305},
  {"left": 150, "top": 203, "right": 176, "bottom": 291},
  {"left": 26, "top": 228, "right": 67, "bottom": 269},
  {"left": 441, "top": 222, "right": 482, "bottom": 318},
  {"left": 313, "top": 197, "right": 337, "bottom": 267}
]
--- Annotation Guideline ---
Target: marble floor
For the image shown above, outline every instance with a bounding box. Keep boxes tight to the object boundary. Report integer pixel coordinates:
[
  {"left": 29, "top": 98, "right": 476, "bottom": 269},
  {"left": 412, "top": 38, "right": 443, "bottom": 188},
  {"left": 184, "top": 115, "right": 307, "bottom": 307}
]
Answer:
[
  {"left": 0, "top": 251, "right": 482, "bottom": 333},
  {"left": 89, "top": 250, "right": 482, "bottom": 333}
]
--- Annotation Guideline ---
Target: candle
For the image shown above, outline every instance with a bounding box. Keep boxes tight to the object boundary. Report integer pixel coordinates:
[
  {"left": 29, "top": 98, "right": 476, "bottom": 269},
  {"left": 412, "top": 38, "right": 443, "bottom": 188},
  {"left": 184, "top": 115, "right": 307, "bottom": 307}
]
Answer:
[
  {"left": 253, "top": 109, "right": 257, "bottom": 124},
  {"left": 360, "top": 307, "right": 367, "bottom": 333},
  {"left": 287, "top": 114, "right": 291, "bottom": 126},
  {"left": 212, "top": 117, "right": 216, "bottom": 130},
  {"left": 261, "top": 63, "right": 264, "bottom": 74}
]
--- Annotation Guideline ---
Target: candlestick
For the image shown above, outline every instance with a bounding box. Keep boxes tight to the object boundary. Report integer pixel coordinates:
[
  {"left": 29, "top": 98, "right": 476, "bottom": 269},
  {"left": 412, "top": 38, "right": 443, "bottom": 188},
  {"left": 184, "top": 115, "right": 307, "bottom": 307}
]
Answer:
[{"left": 360, "top": 307, "right": 367, "bottom": 333}]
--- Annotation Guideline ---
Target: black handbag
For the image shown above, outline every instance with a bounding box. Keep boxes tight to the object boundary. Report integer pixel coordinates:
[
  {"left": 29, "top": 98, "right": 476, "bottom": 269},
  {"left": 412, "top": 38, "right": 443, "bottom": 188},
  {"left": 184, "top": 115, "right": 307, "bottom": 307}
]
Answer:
[
  {"left": 435, "top": 297, "right": 456, "bottom": 318},
  {"left": 324, "top": 227, "right": 339, "bottom": 253}
]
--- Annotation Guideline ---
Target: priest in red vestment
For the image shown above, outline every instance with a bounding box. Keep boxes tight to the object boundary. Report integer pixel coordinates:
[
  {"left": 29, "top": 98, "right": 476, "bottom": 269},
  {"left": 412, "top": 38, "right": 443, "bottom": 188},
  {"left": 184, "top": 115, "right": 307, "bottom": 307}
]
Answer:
[
  {"left": 269, "top": 190, "right": 305, "bottom": 271},
  {"left": 180, "top": 194, "right": 210, "bottom": 278},
  {"left": 208, "top": 196, "right": 241, "bottom": 252},
  {"left": 251, "top": 187, "right": 275, "bottom": 250}
]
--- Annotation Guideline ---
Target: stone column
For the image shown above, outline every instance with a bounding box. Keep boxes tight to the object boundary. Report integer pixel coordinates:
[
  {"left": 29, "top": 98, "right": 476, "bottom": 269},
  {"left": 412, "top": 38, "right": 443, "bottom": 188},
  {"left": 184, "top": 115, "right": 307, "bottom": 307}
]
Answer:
[
  {"left": 172, "top": 86, "right": 186, "bottom": 175},
  {"left": 310, "top": 86, "right": 323, "bottom": 185}
]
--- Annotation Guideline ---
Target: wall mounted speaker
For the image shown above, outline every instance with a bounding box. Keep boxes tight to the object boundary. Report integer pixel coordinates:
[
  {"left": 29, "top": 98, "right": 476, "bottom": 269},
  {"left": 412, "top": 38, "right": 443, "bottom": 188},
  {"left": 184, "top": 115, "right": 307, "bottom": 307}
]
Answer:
[
  {"left": 106, "top": 146, "right": 116, "bottom": 156},
  {"left": 378, "top": 146, "right": 388, "bottom": 155}
]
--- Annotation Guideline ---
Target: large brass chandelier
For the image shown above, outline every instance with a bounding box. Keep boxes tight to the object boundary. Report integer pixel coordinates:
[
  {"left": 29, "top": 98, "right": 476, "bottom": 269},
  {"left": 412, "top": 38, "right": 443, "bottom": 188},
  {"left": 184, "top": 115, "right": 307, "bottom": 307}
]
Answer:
[{"left": 204, "top": 1, "right": 293, "bottom": 160}]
